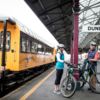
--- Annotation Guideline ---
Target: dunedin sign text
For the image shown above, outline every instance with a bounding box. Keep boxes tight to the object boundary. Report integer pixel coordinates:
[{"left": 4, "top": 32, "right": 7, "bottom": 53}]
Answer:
[{"left": 82, "top": 25, "right": 100, "bottom": 32}]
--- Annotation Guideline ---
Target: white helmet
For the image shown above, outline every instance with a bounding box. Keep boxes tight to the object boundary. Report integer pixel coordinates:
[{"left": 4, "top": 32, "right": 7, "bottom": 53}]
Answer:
[
  {"left": 58, "top": 44, "right": 65, "bottom": 48},
  {"left": 90, "top": 41, "right": 96, "bottom": 46}
]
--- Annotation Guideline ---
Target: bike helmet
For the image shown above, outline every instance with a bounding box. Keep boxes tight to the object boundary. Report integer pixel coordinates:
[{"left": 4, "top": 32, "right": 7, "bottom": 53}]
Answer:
[
  {"left": 58, "top": 44, "right": 65, "bottom": 48},
  {"left": 90, "top": 41, "right": 96, "bottom": 46}
]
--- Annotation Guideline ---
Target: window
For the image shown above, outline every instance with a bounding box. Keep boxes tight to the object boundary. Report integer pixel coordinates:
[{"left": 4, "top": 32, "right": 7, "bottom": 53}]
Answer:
[
  {"left": 43, "top": 46, "right": 46, "bottom": 53},
  {"left": 45, "top": 47, "right": 52, "bottom": 55},
  {"left": 37, "top": 44, "right": 44, "bottom": 54},
  {"left": 37, "top": 44, "right": 42, "bottom": 53},
  {"left": 39, "top": 45, "right": 45, "bottom": 54},
  {"left": 0, "top": 31, "right": 10, "bottom": 50},
  {"left": 21, "top": 35, "right": 39, "bottom": 53},
  {"left": 31, "top": 42, "right": 38, "bottom": 53},
  {"left": 21, "top": 37, "right": 27, "bottom": 52},
  {"left": 26, "top": 39, "right": 31, "bottom": 52}
]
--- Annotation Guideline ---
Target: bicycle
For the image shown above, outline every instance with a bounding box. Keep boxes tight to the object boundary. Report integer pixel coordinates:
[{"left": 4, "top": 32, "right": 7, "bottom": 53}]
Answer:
[
  {"left": 78, "top": 60, "right": 100, "bottom": 93},
  {"left": 60, "top": 61, "right": 100, "bottom": 98},
  {"left": 60, "top": 62, "right": 77, "bottom": 98}
]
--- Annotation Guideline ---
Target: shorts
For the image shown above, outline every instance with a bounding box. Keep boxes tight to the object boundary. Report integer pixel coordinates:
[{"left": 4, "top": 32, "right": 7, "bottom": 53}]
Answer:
[{"left": 55, "top": 69, "right": 63, "bottom": 85}]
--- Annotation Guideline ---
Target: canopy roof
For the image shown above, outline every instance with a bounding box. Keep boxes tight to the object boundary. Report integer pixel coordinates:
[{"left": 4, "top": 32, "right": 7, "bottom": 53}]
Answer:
[
  {"left": 79, "top": 0, "right": 100, "bottom": 48},
  {"left": 25, "top": 0, "right": 100, "bottom": 49},
  {"left": 25, "top": 0, "right": 74, "bottom": 50}
]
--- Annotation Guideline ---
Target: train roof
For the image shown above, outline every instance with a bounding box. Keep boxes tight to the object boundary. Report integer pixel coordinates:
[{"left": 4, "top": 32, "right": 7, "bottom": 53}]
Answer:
[{"left": 0, "top": 17, "right": 54, "bottom": 48}]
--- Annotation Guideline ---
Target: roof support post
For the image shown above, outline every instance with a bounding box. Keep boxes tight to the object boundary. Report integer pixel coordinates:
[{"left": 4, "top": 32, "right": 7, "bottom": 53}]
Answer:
[
  {"left": 70, "top": 38, "right": 74, "bottom": 64},
  {"left": 73, "top": 13, "right": 79, "bottom": 67},
  {"left": 71, "top": 0, "right": 80, "bottom": 80}
]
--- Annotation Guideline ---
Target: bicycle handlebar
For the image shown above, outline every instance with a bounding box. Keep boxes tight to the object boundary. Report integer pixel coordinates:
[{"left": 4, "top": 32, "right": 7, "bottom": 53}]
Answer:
[
  {"left": 64, "top": 62, "right": 73, "bottom": 66},
  {"left": 64, "top": 62, "right": 79, "bottom": 71}
]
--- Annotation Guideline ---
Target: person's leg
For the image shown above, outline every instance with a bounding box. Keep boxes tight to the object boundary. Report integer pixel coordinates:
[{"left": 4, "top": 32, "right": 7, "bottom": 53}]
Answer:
[
  {"left": 88, "top": 63, "right": 92, "bottom": 90},
  {"left": 90, "top": 65, "right": 96, "bottom": 89},
  {"left": 58, "top": 69, "right": 63, "bottom": 90},
  {"left": 80, "top": 59, "right": 88, "bottom": 76},
  {"left": 82, "top": 59, "right": 88, "bottom": 69},
  {"left": 54, "top": 69, "right": 63, "bottom": 92},
  {"left": 79, "top": 59, "right": 88, "bottom": 79},
  {"left": 54, "top": 69, "right": 60, "bottom": 91}
]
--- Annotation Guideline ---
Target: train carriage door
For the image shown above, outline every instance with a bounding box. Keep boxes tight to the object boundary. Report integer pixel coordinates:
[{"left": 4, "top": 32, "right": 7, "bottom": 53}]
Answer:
[
  {"left": 0, "top": 25, "right": 13, "bottom": 71},
  {"left": 0, "top": 21, "right": 7, "bottom": 72},
  {"left": 0, "top": 20, "right": 7, "bottom": 93}
]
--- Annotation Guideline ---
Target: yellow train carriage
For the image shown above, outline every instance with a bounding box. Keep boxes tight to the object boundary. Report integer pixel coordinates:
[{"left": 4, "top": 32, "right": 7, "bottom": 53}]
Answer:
[{"left": 0, "top": 20, "right": 55, "bottom": 72}]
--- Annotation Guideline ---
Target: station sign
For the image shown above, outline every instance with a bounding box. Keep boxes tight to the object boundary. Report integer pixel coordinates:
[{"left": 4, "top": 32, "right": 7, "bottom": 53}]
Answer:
[{"left": 82, "top": 25, "right": 100, "bottom": 32}]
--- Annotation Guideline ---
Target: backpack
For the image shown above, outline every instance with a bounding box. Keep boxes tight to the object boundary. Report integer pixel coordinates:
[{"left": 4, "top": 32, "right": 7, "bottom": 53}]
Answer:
[{"left": 94, "top": 52, "right": 100, "bottom": 60}]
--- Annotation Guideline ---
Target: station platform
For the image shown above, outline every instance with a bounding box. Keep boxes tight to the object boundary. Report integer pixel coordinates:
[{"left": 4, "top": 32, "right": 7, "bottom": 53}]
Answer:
[{"left": 1, "top": 64, "right": 100, "bottom": 100}]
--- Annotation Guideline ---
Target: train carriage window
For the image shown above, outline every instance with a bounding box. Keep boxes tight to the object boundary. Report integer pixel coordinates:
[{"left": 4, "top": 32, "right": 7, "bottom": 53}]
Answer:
[
  {"left": 31, "top": 42, "right": 38, "bottom": 53},
  {"left": 21, "top": 37, "right": 27, "bottom": 52},
  {"left": 26, "top": 39, "right": 31, "bottom": 53},
  {"left": 42, "top": 46, "right": 45, "bottom": 54},
  {"left": 43, "top": 46, "right": 46, "bottom": 54},
  {"left": 0, "top": 31, "right": 10, "bottom": 50},
  {"left": 45, "top": 47, "right": 52, "bottom": 55},
  {"left": 37, "top": 44, "right": 44, "bottom": 54}
]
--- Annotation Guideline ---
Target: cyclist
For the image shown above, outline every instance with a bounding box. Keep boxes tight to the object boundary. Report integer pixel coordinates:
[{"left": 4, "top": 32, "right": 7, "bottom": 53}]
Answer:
[
  {"left": 53, "top": 44, "right": 65, "bottom": 94},
  {"left": 82, "top": 41, "right": 99, "bottom": 90}
]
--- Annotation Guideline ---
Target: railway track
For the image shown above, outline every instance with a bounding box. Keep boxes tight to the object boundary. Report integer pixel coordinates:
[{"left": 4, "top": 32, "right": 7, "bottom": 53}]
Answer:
[{"left": 0, "top": 64, "right": 53, "bottom": 98}]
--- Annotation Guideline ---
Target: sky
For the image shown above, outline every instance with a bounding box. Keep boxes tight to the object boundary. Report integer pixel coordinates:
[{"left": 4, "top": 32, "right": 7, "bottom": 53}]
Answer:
[{"left": 0, "top": 0, "right": 59, "bottom": 48}]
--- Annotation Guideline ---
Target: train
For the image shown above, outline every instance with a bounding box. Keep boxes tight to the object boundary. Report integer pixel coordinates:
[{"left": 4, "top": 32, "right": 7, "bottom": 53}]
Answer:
[{"left": 0, "top": 18, "right": 56, "bottom": 94}]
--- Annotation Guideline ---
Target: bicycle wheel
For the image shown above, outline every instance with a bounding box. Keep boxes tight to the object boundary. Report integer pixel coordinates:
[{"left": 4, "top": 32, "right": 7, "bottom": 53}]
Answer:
[
  {"left": 89, "top": 74, "right": 100, "bottom": 94},
  {"left": 61, "top": 75, "right": 77, "bottom": 98}
]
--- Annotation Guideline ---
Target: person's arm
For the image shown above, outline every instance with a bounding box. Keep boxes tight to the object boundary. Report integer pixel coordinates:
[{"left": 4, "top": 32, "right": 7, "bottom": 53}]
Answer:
[
  {"left": 89, "top": 52, "right": 99, "bottom": 62},
  {"left": 56, "top": 53, "right": 64, "bottom": 63},
  {"left": 85, "top": 53, "right": 88, "bottom": 59},
  {"left": 89, "top": 59, "right": 97, "bottom": 62}
]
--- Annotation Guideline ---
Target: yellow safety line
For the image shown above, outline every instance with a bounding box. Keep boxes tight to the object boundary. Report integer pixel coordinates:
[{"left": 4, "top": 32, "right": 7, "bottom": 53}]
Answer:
[{"left": 20, "top": 69, "right": 55, "bottom": 100}]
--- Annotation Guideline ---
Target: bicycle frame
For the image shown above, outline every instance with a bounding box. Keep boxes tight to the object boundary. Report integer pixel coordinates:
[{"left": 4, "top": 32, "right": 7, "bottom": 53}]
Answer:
[
  {"left": 79, "top": 63, "right": 96, "bottom": 84},
  {"left": 65, "top": 62, "right": 96, "bottom": 84}
]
